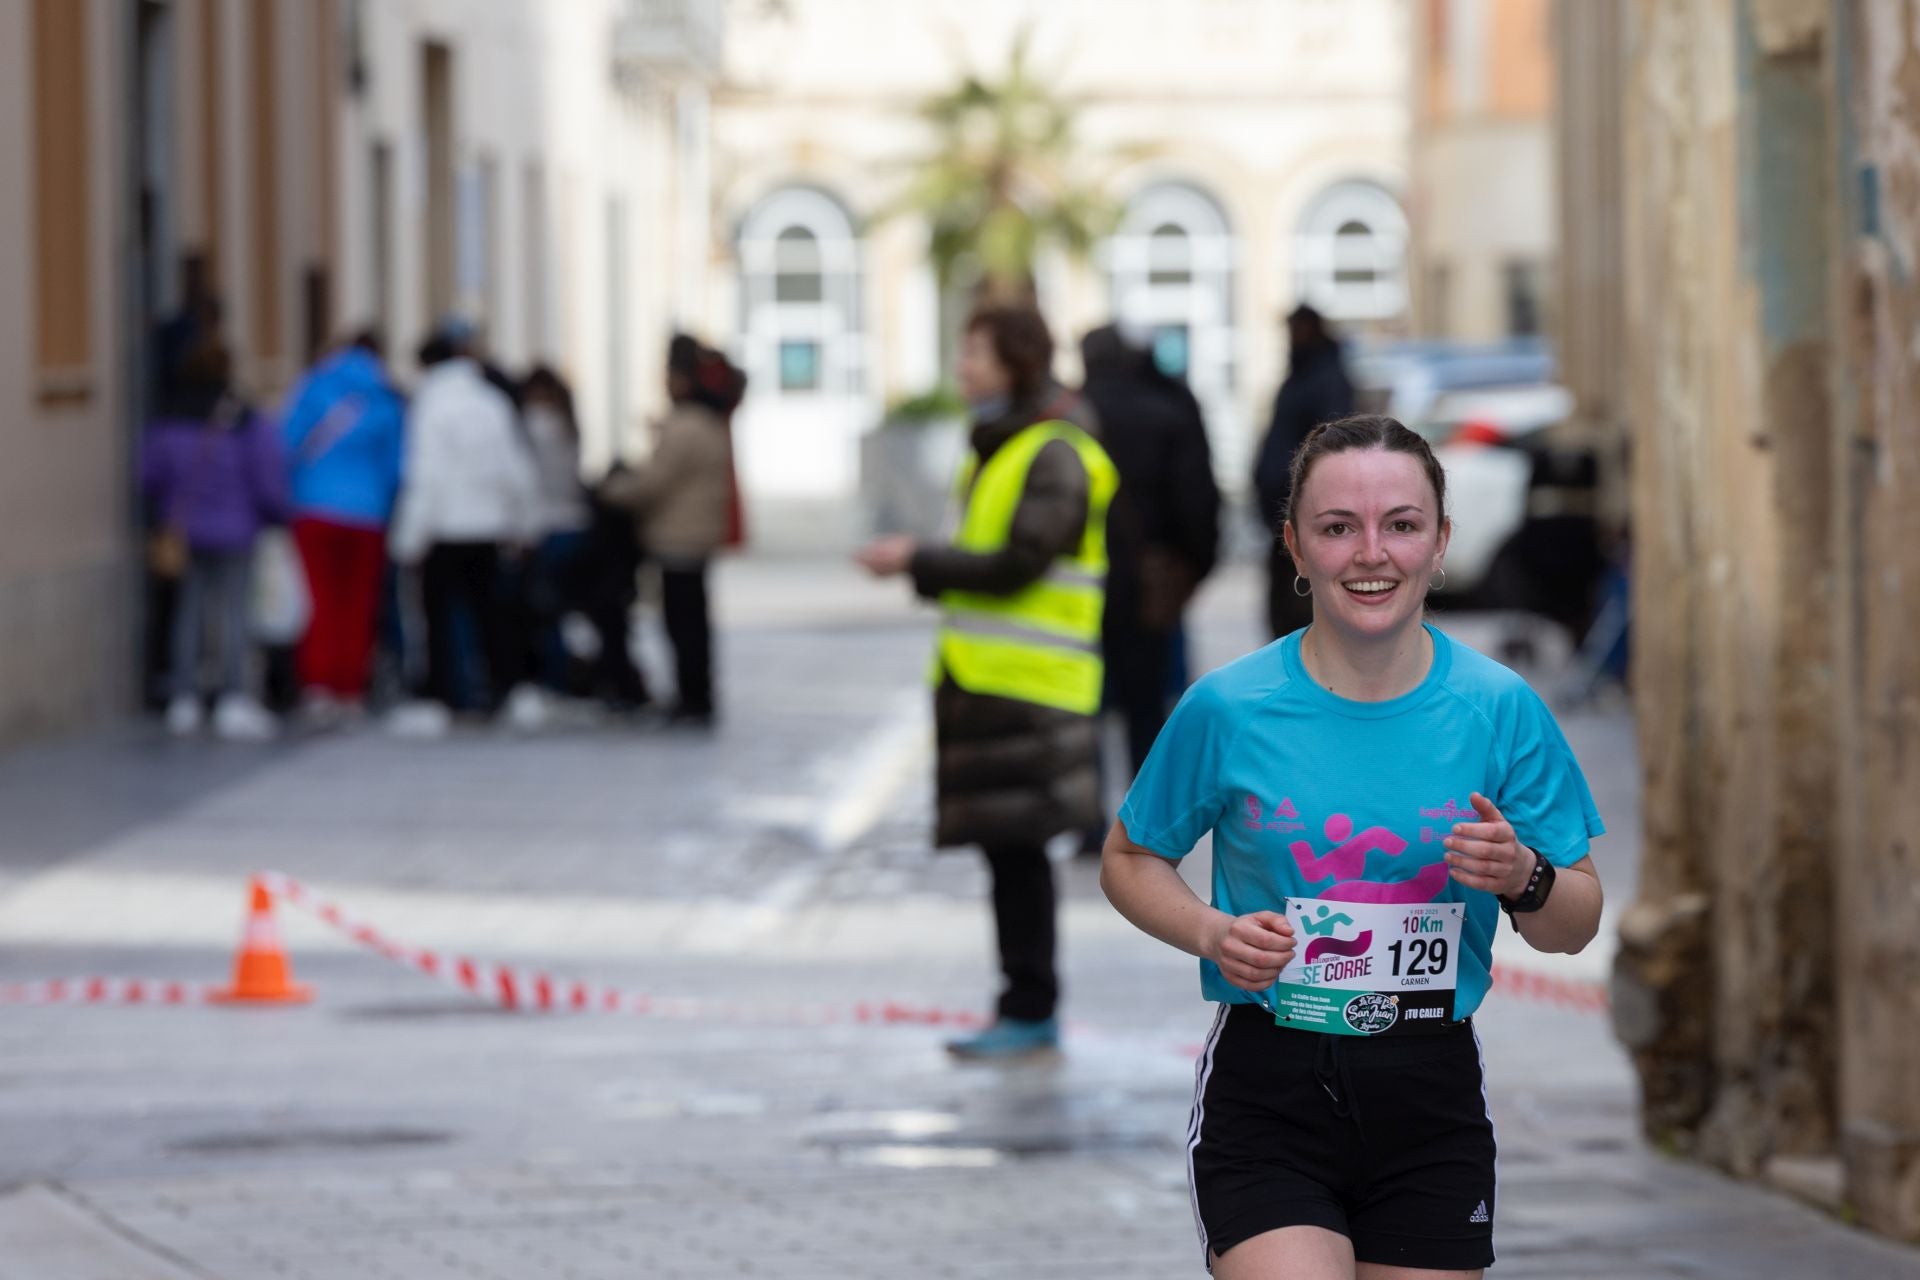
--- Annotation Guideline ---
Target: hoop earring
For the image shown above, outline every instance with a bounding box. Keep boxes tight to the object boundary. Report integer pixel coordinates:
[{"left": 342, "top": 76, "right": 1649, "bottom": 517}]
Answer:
[
  {"left": 1429, "top": 568, "right": 1447, "bottom": 594},
  {"left": 1293, "top": 575, "right": 1312, "bottom": 598}
]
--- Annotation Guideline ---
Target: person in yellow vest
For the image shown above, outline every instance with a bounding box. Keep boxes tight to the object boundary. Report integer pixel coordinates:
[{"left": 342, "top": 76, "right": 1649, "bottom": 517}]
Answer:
[{"left": 857, "top": 304, "right": 1117, "bottom": 1060}]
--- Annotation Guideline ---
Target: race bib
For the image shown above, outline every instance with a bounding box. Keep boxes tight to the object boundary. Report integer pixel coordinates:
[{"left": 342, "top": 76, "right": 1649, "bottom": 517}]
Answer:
[{"left": 1268, "top": 897, "right": 1465, "bottom": 1036}]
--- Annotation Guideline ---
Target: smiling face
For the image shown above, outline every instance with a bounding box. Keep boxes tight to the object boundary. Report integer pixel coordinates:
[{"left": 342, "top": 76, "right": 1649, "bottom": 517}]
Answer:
[{"left": 1282, "top": 446, "right": 1451, "bottom": 644}]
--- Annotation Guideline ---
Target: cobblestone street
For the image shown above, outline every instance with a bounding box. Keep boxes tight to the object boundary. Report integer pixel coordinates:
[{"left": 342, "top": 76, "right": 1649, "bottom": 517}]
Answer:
[{"left": 1, "top": 560, "right": 1914, "bottom": 1279}]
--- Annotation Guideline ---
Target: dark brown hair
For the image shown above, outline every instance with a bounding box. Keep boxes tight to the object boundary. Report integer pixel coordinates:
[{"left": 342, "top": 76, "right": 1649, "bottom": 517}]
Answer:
[
  {"left": 965, "top": 305, "right": 1055, "bottom": 401},
  {"left": 1283, "top": 414, "right": 1449, "bottom": 531}
]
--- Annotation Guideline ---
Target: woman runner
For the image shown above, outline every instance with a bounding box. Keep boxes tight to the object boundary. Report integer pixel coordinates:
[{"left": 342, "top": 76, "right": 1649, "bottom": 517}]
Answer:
[{"left": 1101, "top": 415, "right": 1605, "bottom": 1278}]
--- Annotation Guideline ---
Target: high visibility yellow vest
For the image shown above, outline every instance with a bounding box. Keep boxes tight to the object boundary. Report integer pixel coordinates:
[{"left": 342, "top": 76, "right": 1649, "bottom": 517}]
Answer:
[{"left": 932, "top": 420, "right": 1118, "bottom": 715}]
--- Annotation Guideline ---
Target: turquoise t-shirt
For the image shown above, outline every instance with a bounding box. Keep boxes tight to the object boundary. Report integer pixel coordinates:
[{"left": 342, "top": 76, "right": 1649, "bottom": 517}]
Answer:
[{"left": 1117, "top": 624, "right": 1603, "bottom": 1020}]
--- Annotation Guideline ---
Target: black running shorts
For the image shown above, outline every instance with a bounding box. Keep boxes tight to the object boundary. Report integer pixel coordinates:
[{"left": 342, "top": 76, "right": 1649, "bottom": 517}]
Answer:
[{"left": 1187, "top": 1003, "right": 1497, "bottom": 1272}]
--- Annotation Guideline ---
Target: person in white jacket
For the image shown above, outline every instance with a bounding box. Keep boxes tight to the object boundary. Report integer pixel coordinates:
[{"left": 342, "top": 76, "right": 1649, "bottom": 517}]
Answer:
[{"left": 389, "top": 328, "right": 540, "bottom": 717}]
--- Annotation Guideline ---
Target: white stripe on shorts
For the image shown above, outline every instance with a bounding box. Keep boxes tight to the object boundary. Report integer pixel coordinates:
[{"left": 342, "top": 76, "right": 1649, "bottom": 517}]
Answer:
[
  {"left": 1472, "top": 1020, "right": 1499, "bottom": 1231},
  {"left": 1187, "top": 1003, "right": 1231, "bottom": 1272}
]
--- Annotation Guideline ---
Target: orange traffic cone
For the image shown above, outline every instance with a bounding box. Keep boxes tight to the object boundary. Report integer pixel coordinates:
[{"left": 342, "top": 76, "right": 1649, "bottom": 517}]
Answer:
[{"left": 212, "top": 876, "right": 311, "bottom": 1004}]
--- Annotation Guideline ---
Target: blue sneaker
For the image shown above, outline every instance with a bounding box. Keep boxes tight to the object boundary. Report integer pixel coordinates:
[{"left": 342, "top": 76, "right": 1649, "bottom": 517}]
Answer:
[{"left": 945, "top": 1017, "right": 1060, "bottom": 1061}]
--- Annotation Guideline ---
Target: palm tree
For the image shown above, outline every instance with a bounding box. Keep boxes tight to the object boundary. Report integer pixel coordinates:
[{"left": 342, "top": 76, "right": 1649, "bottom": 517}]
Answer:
[{"left": 893, "top": 32, "right": 1117, "bottom": 306}]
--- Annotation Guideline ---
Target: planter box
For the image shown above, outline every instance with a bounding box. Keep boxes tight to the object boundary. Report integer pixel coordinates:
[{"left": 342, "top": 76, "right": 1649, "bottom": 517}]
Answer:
[{"left": 858, "top": 416, "right": 968, "bottom": 540}]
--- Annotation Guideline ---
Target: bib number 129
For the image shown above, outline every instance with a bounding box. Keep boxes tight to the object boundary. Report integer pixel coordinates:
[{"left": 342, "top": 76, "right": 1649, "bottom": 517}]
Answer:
[{"left": 1387, "top": 937, "right": 1449, "bottom": 977}]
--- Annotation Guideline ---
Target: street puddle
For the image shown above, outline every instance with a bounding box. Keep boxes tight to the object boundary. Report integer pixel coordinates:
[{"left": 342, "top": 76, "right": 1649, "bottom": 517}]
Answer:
[
  {"left": 808, "top": 1101, "right": 1171, "bottom": 1163},
  {"left": 840, "top": 1144, "right": 1003, "bottom": 1169},
  {"left": 804, "top": 1108, "right": 961, "bottom": 1140},
  {"left": 595, "top": 1082, "right": 773, "bottom": 1119},
  {"left": 169, "top": 1127, "right": 452, "bottom": 1155}
]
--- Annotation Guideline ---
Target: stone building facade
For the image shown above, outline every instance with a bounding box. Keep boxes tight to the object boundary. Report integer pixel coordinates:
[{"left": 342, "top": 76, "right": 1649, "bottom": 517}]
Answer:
[
  {"left": 704, "top": 0, "right": 1414, "bottom": 539},
  {"left": 339, "top": 0, "right": 720, "bottom": 471},
  {"left": 0, "top": 0, "right": 719, "bottom": 746},
  {"left": 1560, "top": 0, "right": 1920, "bottom": 1241},
  {"left": 0, "top": 0, "right": 136, "bottom": 746},
  {"left": 1408, "top": 0, "right": 1557, "bottom": 342}
]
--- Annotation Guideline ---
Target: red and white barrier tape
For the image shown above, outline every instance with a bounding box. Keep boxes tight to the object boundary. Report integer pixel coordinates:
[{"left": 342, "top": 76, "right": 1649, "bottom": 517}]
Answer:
[
  {"left": 0, "top": 872, "right": 1608, "bottom": 1020},
  {"left": 0, "top": 874, "right": 986, "bottom": 1026},
  {"left": 1490, "top": 964, "right": 1610, "bottom": 1012},
  {"left": 268, "top": 871, "right": 988, "bottom": 1026},
  {"left": 0, "top": 977, "right": 219, "bottom": 1006}
]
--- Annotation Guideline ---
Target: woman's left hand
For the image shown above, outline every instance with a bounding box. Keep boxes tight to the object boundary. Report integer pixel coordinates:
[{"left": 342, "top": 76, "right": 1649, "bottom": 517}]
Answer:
[{"left": 1443, "top": 792, "right": 1533, "bottom": 897}]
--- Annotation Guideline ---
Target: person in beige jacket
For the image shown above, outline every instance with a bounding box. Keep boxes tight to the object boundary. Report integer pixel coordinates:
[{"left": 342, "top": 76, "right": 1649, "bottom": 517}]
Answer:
[{"left": 600, "top": 335, "right": 741, "bottom": 726}]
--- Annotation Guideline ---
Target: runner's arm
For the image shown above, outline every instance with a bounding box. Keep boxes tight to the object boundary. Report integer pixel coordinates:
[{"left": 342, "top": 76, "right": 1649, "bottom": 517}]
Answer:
[
  {"left": 1445, "top": 793, "right": 1604, "bottom": 955},
  {"left": 1507, "top": 854, "right": 1602, "bottom": 955},
  {"left": 1099, "top": 821, "right": 1295, "bottom": 990}
]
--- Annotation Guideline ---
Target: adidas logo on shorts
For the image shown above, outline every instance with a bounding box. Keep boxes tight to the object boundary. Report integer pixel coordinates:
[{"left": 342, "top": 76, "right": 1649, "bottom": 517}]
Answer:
[{"left": 1469, "top": 1199, "right": 1490, "bottom": 1224}]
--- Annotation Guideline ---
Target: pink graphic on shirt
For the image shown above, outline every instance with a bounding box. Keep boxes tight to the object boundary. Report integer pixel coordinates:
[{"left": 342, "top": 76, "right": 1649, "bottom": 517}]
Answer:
[
  {"left": 1316, "top": 863, "right": 1452, "bottom": 903},
  {"left": 1303, "top": 931, "right": 1375, "bottom": 963},
  {"left": 1290, "top": 813, "right": 1450, "bottom": 904},
  {"left": 1290, "top": 814, "right": 1402, "bottom": 879}
]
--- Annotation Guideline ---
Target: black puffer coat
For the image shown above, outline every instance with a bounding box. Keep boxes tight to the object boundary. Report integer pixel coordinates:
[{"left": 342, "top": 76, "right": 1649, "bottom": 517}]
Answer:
[
  {"left": 908, "top": 386, "right": 1103, "bottom": 850},
  {"left": 1253, "top": 339, "right": 1355, "bottom": 637}
]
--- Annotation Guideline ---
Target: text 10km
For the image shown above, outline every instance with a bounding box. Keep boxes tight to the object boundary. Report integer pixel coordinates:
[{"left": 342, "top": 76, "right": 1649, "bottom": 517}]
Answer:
[{"left": 1387, "top": 938, "right": 1449, "bottom": 977}]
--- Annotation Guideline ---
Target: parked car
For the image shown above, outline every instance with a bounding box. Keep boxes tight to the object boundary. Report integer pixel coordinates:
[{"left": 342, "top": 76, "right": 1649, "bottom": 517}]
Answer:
[
  {"left": 1348, "top": 337, "right": 1556, "bottom": 427},
  {"left": 1347, "top": 340, "right": 1572, "bottom": 597},
  {"left": 1350, "top": 340, "right": 1616, "bottom": 680},
  {"left": 1426, "top": 382, "right": 1581, "bottom": 597}
]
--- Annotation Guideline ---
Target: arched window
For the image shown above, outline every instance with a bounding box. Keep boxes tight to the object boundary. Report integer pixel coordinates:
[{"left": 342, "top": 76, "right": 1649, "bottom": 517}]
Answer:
[
  {"left": 1104, "top": 181, "right": 1240, "bottom": 470},
  {"left": 737, "top": 187, "right": 863, "bottom": 397},
  {"left": 1108, "top": 185, "right": 1234, "bottom": 385},
  {"left": 733, "top": 185, "right": 871, "bottom": 503},
  {"left": 1147, "top": 223, "right": 1193, "bottom": 286},
  {"left": 1294, "top": 181, "right": 1409, "bottom": 322},
  {"left": 773, "top": 226, "right": 824, "bottom": 304}
]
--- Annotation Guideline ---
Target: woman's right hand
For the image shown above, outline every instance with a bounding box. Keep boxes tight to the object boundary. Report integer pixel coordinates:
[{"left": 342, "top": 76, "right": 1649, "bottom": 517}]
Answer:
[
  {"left": 1204, "top": 911, "right": 1296, "bottom": 991},
  {"left": 853, "top": 534, "right": 916, "bottom": 578}
]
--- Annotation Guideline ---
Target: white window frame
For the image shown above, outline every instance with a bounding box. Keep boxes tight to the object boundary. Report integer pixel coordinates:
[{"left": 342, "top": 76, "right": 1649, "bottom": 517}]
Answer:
[
  {"left": 1105, "top": 182, "right": 1237, "bottom": 389},
  {"left": 1293, "top": 181, "right": 1410, "bottom": 323},
  {"left": 737, "top": 186, "right": 863, "bottom": 399}
]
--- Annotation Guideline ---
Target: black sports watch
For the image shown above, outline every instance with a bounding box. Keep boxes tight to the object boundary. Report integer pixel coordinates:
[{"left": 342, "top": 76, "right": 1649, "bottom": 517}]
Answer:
[{"left": 1498, "top": 849, "right": 1556, "bottom": 915}]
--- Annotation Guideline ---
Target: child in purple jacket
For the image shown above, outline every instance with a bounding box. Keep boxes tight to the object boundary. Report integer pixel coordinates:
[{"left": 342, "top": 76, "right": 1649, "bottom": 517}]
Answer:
[{"left": 140, "top": 341, "right": 289, "bottom": 739}]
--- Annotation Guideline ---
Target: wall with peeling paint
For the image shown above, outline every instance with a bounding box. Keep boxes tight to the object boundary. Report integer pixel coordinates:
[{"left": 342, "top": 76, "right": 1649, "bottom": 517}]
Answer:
[
  {"left": 1832, "top": 0, "right": 1920, "bottom": 1241},
  {"left": 1559, "top": 0, "right": 1919, "bottom": 1240},
  {"left": 1613, "top": 0, "right": 1792, "bottom": 1171}
]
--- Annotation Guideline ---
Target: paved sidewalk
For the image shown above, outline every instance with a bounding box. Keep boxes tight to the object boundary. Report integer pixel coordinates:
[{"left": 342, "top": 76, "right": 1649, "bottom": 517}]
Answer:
[{"left": 0, "top": 559, "right": 1914, "bottom": 1278}]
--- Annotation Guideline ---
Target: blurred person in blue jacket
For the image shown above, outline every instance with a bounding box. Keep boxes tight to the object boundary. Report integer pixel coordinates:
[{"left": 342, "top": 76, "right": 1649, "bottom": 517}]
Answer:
[{"left": 280, "top": 330, "right": 405, "bottom": 718}]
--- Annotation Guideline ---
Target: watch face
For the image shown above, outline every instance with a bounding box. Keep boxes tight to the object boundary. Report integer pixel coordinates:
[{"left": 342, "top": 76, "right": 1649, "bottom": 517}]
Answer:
[
  {"left": 1523, "top": 857, "right": 1553, "bottom": 909},
  {"left": 1503, "top": 853, "right": 1553, "bottom": 913}
]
